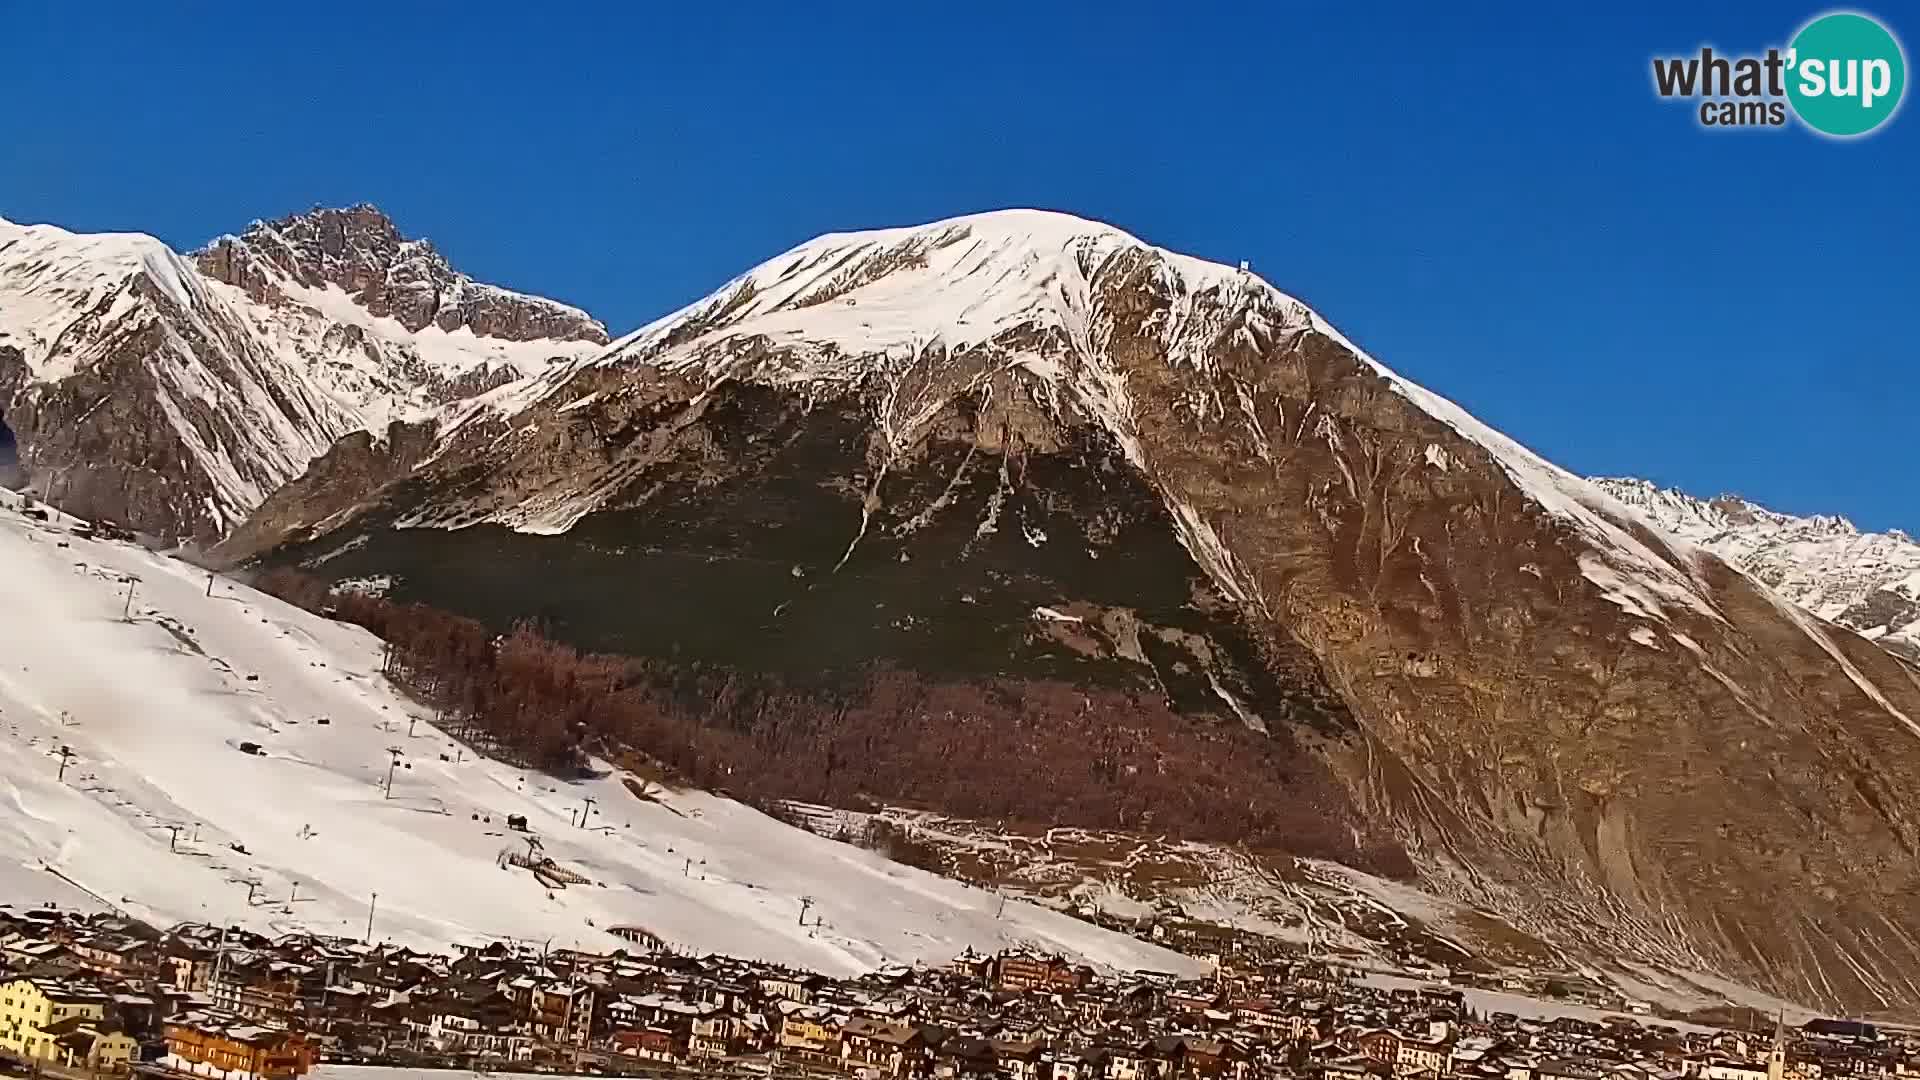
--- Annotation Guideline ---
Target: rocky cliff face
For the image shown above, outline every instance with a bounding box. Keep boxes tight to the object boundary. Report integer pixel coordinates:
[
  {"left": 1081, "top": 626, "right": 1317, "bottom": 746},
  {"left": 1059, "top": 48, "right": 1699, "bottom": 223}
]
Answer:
[
  {"left": 233, "top": 210, "right": 1920, "bottom": 1015},
  {"left": 196, "top": 204, "right": 608, "bottom": 345},
  {"left": 0, "top": 393, "right": 17, "bottom": 489},
  {"left": 0, "top": 208, "right": 604, "bottom": 540},
  {"left": 1596, "top": 477, "right": 1920, "bottom": 663}
]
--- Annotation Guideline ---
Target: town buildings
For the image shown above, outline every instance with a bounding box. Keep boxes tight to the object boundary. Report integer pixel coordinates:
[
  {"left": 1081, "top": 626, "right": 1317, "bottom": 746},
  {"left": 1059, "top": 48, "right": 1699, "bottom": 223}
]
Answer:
[{"left": 1, "top": 903, "right": 1917, "bottom": 1080}]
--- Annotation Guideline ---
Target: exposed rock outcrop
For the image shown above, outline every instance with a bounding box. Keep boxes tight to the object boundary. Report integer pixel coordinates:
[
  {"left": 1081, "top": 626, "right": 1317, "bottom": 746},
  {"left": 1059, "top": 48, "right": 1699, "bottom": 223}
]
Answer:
[{"left": 196, "top": 204, "right": 609, "bottom": 344}]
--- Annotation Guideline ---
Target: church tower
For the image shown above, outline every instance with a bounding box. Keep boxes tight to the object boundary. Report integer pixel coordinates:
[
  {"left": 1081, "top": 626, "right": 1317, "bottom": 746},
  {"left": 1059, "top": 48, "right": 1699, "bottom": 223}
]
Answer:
[{"left": 1767, "top": 1010, "right": 1789, "bottom": 1080}]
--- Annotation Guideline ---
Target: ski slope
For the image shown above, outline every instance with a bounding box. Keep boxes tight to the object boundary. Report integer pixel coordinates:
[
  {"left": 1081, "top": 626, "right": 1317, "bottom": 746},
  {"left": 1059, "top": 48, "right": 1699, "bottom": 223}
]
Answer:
[{"left": 0, "top": 488, "right": 1203, "bottom": 978}]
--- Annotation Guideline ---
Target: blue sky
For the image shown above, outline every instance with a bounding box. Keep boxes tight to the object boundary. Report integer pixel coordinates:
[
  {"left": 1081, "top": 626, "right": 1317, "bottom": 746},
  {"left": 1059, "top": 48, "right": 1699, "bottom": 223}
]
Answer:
[{"left": 3, "top": 4, "right": 1914, "bottom": 531}]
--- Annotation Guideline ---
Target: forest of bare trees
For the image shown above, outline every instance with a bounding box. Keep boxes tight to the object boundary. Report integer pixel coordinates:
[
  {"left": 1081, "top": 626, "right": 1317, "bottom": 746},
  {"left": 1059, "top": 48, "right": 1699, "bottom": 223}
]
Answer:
[{"left": 256, "top": 568, "right": 1411, "bottom": 877}]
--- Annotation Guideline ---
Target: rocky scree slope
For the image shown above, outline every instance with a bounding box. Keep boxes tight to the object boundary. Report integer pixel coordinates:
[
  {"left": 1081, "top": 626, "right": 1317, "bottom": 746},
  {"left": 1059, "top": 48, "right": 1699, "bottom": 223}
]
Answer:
[
  {"left": 0, "top": 206, "right": 604, "bottom": 541},
  {"left": 233, "top": 210, "right": 1920, "bottom": 1016}
]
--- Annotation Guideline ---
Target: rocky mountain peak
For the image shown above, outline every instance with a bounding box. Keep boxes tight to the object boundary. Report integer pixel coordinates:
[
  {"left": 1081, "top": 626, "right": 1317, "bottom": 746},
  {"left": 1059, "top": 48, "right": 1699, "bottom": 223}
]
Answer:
[
  {"left": 1709, "top": 493, "right": 1857, "bottom": 537},
  {"left": 2, "top": 207, "right": 608, "bottom": 541},
  {"left": 1705, "top": 493, "right": 1767, "bottom": 528},
  {"left": 196, "top": 203, "right": 609, "bottom": 345}
]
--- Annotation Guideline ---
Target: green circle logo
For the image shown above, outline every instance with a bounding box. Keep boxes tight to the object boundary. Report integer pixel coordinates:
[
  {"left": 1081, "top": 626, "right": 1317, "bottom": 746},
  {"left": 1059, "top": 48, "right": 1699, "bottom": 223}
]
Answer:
[{"left": 1786, "top": 12, "right": 1907, "bottom": 136}]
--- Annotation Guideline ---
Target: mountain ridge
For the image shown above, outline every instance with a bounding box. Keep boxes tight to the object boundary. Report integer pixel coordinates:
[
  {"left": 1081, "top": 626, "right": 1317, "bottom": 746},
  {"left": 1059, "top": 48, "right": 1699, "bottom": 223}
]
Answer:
[
  {"left": 1594, "top": 476, "right": 1920, "bottom": 662},
  {"left": 0, "top": 205, "right": 604, "bottom": 539},
  {"left": 195, "top": 203, "right": 608, "bottom": 345}
]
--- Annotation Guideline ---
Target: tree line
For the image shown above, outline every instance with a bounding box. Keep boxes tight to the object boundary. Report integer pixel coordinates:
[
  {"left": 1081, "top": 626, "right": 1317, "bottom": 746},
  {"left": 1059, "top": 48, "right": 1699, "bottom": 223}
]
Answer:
[{"left": 256, "top": 568, "right": 1411, "bottom": 876}]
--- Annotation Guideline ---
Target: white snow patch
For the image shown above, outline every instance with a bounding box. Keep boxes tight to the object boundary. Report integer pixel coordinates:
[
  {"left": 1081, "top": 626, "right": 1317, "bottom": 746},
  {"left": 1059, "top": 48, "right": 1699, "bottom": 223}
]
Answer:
[
  {"left": 0, "top": 217, "right": 206, "bottom": 381},
  {"left": 1361, "top": 972, "right": 1717, "bottom": 1034},
  {"left": 1582, "top": 557, "right": 1667, "bottom": 621},
  {"left": 331, "top": 576, "right": 394, "bottom": 599}
]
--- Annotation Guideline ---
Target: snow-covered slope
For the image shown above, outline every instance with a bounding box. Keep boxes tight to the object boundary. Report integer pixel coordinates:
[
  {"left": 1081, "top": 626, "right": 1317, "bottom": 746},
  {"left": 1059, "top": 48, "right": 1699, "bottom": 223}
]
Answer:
[
  {"left": 1596, "top": 477, "right": 1920, "bottom": 661},
  {"left": 0, "top": 218, "right": 210, "bottom": 383},
  {"left": 0, "top": 208, "right": 604, "bottom": 541},
  {"left": 0, "top": 487, "right": 1200, "bottom": 977}
]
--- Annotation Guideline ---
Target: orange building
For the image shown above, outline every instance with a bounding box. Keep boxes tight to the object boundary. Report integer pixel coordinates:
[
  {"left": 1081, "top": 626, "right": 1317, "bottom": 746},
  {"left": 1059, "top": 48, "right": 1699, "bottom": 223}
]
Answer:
[
  {"left": 994, "top": 951, "right": 1092, "bottom": 994},
  {"left": 162, "top": 1010, "right": 314, "bottom": 1080}
]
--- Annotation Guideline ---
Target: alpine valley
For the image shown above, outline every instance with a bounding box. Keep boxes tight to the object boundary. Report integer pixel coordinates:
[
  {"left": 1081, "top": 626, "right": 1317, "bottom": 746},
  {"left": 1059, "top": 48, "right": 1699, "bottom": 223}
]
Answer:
[{"left": 5, "top": 205, "right": 1920, "bottom": 1019}]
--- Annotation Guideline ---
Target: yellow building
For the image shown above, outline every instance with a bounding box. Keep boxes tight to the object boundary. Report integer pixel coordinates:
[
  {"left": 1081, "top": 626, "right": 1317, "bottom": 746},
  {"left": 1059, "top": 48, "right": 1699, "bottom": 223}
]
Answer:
[
  {"left": 47, "top": 1017, "right": 140, "bottom": 1072},
  {"left": 777, "top": 1007, "right": 843, "bottom": 1053},
  {"left": 0, "top": 976, "right": 112, "bottom": 1062}
]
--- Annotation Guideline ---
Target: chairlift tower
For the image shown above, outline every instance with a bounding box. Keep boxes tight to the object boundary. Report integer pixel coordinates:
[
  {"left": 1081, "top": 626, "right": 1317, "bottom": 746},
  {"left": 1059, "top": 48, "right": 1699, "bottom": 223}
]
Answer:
[{"left": 383, "top": 747, "right": 405, "bottom": 798}]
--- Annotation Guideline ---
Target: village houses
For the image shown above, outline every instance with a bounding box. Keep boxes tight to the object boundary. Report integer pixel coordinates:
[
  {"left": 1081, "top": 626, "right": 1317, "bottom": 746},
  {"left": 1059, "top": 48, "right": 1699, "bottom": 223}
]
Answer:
[{"left": 0, "top": 904, "right": 1915, "bottom": 1080}]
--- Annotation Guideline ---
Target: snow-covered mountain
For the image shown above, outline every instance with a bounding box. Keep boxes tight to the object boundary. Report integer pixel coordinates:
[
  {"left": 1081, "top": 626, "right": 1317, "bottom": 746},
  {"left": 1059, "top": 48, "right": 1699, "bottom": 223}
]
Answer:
[
  {"left": 270, "top": 209, "right": 1720, "bottom": 626},
  {"left": 1595, "top": 477, "right": 1920, "bottom": 662},
  {"left": 0, "top": 485, "right": 1200, "bottom": 976},
  {"left": 232, "top": 209, "right": 1920, "bottom": 1014},
  {"left": 0, "top": 206, "right": 605, "bottom": 541}
]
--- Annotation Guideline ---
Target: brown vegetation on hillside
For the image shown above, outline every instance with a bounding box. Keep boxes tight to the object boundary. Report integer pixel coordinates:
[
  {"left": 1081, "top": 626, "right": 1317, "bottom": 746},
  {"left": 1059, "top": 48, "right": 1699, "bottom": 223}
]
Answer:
[{"left": 256, "top": 568, "right": 1410, "bottom": 877}]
